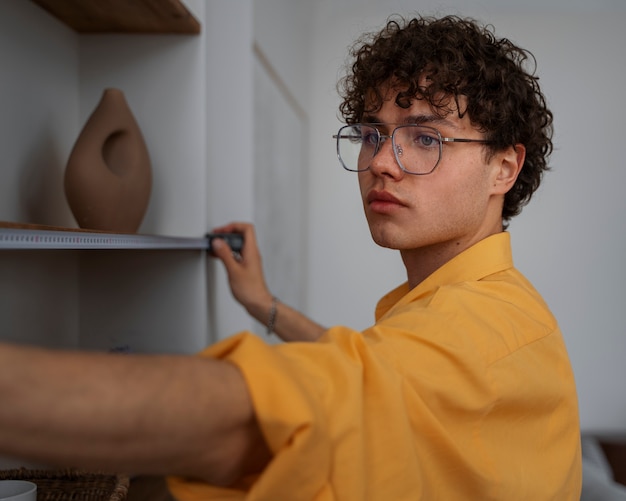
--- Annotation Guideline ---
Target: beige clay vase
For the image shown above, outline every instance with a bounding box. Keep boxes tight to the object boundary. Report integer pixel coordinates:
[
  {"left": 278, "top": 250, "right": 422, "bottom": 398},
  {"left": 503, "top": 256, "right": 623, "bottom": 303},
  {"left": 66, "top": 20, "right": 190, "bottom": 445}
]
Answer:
[{"left": 65, "top": 88, "right": 152, "bottom": 233}]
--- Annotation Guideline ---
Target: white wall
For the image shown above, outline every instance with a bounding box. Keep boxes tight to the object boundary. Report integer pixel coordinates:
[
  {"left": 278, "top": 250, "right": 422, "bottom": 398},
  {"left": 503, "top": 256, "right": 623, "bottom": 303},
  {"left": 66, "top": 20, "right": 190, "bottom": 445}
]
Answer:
[
  {"left": 302, "top": 1, "right": 626, "bottom": 432},
  {"left": 0, "top": 0, "right": 78, "bottom": 227},
  {"left": 0, "top": 0, "right": 81, "bottom": 358},
  {"left": 253, "top": 0, "right": 313, "bottom": 109},
  {"left": 248, "top": 1, "right": 314, "bottom": 339}
]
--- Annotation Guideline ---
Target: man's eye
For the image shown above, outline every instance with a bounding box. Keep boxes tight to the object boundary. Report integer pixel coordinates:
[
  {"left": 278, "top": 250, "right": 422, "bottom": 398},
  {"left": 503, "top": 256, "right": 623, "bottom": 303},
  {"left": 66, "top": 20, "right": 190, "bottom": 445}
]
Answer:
[
  {"left": 362, "top": 132, "right": 378, "bottom": 145},
  {"left": 414, "top": 133, "right": 439, "bottom": 148}
]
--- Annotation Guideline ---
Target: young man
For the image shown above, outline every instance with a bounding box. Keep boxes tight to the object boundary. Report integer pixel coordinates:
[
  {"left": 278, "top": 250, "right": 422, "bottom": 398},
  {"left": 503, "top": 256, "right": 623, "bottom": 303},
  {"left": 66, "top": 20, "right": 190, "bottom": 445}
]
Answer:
[{"left": 0, "top": 15, "right": 581, "bottom": 500}]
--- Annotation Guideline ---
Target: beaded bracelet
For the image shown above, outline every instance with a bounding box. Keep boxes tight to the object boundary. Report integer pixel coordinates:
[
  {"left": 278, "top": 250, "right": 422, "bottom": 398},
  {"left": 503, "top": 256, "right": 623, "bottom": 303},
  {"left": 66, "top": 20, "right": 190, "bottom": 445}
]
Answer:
[{"left": 267, "top": 296, "right": 279, "bottom": 335}]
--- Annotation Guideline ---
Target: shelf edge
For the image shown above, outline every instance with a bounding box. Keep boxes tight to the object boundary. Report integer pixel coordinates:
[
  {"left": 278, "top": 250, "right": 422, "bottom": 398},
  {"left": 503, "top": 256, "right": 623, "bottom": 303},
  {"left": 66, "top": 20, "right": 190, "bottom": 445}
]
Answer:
[
  {"left": 0, "top": 228, "right": 207, "bottom": 251},
  {"left": 29, "top": 0, "right": 202, "bottom": 35}
]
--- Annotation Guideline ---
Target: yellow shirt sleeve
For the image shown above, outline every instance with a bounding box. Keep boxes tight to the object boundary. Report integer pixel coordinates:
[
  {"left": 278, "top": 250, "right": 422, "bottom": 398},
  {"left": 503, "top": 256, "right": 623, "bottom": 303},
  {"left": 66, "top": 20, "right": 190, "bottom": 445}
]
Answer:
[{"left": 169, "top": 324, "right": 580, "bottom": 500}]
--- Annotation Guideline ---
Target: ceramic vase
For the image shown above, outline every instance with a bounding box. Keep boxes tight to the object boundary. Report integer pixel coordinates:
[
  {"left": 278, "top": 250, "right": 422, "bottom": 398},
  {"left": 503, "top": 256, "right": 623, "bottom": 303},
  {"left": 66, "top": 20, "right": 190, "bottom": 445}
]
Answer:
[{"left": 65, "top": 88, "right": 152, "bottom": 233}]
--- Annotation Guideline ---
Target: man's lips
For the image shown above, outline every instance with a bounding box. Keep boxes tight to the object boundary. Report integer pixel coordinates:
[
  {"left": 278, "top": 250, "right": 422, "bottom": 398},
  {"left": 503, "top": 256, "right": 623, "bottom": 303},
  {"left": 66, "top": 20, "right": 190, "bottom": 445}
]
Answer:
[{"left": 366, "top": 190, "right": 405, "bottom": 212}]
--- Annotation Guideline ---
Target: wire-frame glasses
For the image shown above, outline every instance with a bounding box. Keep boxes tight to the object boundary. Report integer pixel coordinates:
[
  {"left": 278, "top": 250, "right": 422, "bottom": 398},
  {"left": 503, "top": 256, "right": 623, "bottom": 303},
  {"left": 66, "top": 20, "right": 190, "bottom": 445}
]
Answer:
[{"left": 334, "top": 123, "right": 493, "bottom": 175}]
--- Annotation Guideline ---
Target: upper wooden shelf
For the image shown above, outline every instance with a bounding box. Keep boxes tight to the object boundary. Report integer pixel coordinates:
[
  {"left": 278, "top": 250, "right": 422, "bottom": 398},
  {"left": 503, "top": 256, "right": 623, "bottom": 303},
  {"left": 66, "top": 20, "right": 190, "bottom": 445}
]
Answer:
[{"left": 30, "top": 0, "right": 201, "bottom": 34}]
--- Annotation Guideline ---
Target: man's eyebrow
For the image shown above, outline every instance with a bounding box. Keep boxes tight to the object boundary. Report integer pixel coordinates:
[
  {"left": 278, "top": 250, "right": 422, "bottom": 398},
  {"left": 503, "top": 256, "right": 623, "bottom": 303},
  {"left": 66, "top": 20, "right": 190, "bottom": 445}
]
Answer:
[
  {"left": 361, "top": 114, "right": 461, "bottom": 130},
  {"left": 361, "top": 114, "right": 381, "bottom": 123},
  {"left": 405, "top": 114, "right": 462, "bottom": 130}
]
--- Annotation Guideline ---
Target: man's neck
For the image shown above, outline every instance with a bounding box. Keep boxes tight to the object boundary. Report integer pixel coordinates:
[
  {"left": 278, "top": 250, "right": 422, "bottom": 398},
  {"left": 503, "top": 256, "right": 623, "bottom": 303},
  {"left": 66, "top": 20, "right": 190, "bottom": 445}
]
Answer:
[{"left": 401, "top": 225, "right": 504, "bottom": 289}]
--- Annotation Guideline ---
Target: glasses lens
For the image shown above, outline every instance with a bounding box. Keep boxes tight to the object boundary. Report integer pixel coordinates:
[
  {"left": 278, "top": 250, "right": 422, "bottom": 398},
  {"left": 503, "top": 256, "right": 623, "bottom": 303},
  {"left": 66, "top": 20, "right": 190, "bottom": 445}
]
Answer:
[
  {"left": 337, "top": 125, "right": 378, "bottom": 172},
  {"left": 393, "top": 125, "right": 442, "bottom": 174}
]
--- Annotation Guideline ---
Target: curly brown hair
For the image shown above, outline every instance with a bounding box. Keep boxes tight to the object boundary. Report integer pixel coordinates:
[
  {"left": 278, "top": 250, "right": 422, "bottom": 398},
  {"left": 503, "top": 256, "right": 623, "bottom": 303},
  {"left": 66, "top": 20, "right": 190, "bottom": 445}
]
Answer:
[{"left": 338, "top": 15, "right": 553, "bottom": 223}]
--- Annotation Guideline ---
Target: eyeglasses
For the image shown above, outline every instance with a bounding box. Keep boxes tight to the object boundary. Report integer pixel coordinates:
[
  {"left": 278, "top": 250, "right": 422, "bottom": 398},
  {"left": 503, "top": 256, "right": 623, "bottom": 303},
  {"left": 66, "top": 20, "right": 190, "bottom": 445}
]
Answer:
[{"left": 333, "top": 123, "right": 493, "bottom": 175}]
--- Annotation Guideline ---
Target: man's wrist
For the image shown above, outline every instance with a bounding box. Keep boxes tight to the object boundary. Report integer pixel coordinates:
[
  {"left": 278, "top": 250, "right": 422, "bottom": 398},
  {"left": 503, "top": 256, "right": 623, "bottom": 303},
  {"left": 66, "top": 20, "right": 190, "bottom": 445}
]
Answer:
[{"left": 266, "top": 296, "right": 279, "bottom": 335}]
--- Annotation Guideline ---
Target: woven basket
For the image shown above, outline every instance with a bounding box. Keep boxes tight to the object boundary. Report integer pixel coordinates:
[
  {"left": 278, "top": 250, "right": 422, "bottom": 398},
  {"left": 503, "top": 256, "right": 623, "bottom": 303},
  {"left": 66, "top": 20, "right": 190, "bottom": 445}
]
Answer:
[{"left": 0, "top": 468, "right": 129, "bottom": 500}]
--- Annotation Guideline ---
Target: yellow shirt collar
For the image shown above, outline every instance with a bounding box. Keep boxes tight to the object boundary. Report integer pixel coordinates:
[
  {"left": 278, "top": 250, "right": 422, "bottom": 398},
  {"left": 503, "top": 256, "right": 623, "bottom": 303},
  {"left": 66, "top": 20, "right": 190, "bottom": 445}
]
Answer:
[{"left": 375, "top": 232, "right": 514, "bottom": 321}]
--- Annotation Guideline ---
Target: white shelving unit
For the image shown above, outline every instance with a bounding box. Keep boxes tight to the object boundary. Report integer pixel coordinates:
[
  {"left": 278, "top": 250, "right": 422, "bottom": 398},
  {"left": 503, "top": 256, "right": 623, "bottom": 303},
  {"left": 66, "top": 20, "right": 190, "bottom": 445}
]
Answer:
[
  {"left": 0, "top": 0, "right": 217, "bottom": 363},
  {"left": 1, "top": 0, "right": 258, "bottom": 359}
]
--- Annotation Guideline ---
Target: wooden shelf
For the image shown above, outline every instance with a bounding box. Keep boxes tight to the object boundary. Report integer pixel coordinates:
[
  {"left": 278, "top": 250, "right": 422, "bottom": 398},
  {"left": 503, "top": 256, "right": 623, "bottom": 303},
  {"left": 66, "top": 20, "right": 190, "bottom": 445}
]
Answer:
[
  {"left": 30, "top": 0, "right": 201, "bottom": 34},
  {"left": 0, "top": 222, "right": 207, "bottom": 250}
]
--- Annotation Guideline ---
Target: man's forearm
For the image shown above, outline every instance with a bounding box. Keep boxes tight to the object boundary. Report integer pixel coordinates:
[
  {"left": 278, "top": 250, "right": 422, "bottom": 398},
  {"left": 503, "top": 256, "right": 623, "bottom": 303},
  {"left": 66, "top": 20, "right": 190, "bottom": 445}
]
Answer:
[{"left": 0, "top": 343, "right": 269, "bottom": 484}]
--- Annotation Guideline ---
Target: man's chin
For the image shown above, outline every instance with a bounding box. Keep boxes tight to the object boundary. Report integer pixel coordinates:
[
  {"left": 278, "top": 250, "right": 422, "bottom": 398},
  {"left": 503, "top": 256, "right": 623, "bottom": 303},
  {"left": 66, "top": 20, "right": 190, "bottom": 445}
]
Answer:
[{"left": 370, "top": 231, "right": 402, "bottom": 250}]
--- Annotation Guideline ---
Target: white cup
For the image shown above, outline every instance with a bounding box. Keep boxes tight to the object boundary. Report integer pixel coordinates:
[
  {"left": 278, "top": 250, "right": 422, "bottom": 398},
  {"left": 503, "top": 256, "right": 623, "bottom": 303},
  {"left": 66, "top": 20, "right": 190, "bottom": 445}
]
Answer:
[{"left": 0, "top": 480, "right": 37, "bottom": 501}]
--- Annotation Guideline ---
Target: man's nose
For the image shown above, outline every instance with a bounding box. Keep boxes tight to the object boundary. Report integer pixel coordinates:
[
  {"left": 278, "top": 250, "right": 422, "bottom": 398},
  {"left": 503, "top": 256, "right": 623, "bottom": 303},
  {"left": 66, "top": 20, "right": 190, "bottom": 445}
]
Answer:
[{"left": 369, "top": 135, "right": 404, "bottom": 178}]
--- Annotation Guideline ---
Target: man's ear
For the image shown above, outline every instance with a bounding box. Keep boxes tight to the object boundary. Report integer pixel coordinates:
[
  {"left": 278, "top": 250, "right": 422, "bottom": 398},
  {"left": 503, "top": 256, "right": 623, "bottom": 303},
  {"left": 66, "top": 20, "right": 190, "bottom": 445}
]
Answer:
[{"left": 492, "top": 144, "right": 526, "bottom": 195}]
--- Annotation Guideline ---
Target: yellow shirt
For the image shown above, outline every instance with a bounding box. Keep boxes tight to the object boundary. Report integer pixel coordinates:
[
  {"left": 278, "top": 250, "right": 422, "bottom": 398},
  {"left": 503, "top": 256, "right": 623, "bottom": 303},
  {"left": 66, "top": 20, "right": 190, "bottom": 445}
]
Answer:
[{"left": 168, "top": 232, "right": 582, "bottom": 500}]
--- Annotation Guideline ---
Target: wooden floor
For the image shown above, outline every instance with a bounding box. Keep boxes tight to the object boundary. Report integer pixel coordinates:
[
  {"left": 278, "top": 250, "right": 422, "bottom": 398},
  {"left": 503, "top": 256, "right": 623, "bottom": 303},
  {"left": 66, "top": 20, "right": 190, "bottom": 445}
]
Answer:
[{"left": 127, "top": 476, "right": 175, "bottom": 501}]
